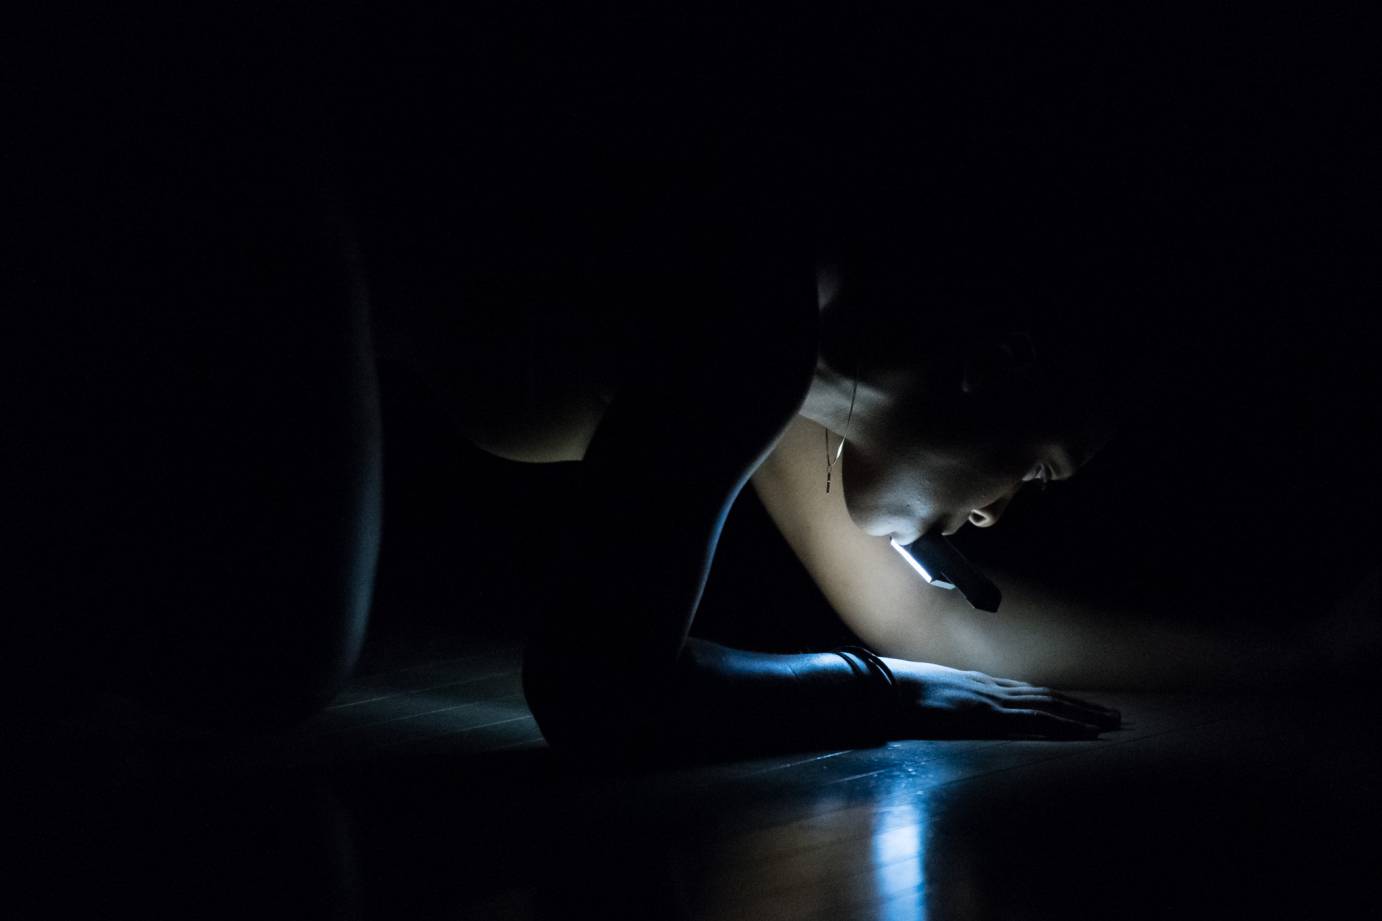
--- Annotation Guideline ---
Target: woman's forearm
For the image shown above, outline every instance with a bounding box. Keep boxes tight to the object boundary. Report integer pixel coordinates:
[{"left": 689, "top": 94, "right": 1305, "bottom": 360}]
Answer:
[
  {"left": 672, "top": 637, "right": 888, "bottom": 755},
  {"left": 522, "top": 629, "right": 888, "bottom": 762},
  {"left": 866, "top": 565, "right": 1295, "bottom": 690},
  {"left": 753, "top": 415, "right": 1320, "bottom": 690}
]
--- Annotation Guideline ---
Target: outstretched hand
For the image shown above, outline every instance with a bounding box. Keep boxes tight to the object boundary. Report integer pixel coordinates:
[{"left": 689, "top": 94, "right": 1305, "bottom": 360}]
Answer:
[{"left": 885, "top": 659, "right": 1123, "bottom": 740}]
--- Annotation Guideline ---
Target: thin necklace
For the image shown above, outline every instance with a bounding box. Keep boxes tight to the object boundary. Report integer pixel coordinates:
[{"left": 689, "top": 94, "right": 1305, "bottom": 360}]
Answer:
[{"left": 824, "top": 373, "right": 859, "bottom": 494}]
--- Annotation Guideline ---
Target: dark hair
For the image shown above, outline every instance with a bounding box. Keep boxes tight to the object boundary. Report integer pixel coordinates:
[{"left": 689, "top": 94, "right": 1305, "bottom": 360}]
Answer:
[
  {"left": 816, "top": 142, "right": 1165, "bottom": 435},
  {"left": 806, "top": 9, "right": 1170, "bottom": 442},
  {"left": 812, "top": 105, "right": 1171, "bottom": 442}
]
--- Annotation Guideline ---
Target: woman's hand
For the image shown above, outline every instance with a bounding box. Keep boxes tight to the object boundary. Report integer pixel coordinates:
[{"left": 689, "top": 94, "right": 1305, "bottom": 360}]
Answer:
[{"left": 885, "top": 658, "right": 1123, "bottom": 739}]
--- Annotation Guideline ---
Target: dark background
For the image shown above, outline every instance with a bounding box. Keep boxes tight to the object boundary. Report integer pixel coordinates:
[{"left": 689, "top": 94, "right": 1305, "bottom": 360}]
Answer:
[{"left": 12, "top": 5, "right": 1381, "bottom": 685}]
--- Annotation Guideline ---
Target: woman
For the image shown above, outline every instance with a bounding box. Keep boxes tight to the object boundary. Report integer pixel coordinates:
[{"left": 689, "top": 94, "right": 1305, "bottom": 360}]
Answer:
[
  {"left": 24, "top": 7, "right": 1144, "bottom": 762},
  {"left": 454, "top": 244, "right": 1131, "bottom": 763},
  {"left": 342, "top": 33, "right": 1143, "bottom": 755}
]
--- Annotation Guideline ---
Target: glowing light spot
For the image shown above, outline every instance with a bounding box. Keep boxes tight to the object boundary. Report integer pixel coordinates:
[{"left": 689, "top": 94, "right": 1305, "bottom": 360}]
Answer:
[
  {"left": 871, "top": 794, "right": 928, "bottom": 921},
  {"left": 890, "top": 538, "right": 956, "bottom": 589}
]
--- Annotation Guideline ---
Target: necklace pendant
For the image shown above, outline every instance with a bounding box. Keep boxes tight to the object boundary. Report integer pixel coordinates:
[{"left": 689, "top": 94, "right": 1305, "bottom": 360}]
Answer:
[{"left": 826, "top": 470, "right": 832, "bottom": 493}]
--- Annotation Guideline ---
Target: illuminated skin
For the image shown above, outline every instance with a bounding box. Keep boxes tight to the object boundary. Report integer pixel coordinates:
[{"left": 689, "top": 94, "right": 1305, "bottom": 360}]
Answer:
[
  {"left": 797, "top": 353, "right": 1093, "bottom": 544},
  {"left": 794, "top": 261, "right": 1108, "bottom": 544},
  {"left": 745, "top": 267, "right": 1122, "bottom": 744}
]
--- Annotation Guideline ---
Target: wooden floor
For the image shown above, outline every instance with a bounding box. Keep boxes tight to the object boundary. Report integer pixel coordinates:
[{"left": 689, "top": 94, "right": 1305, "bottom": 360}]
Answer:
[{"left": 19, "top": 632, "right": 1379, "bottom": 920}]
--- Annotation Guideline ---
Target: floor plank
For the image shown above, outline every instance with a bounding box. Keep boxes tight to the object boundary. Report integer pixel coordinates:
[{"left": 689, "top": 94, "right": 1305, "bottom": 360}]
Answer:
[{"left": 18, "top": 635, "right": 1378, "bottom": 920}]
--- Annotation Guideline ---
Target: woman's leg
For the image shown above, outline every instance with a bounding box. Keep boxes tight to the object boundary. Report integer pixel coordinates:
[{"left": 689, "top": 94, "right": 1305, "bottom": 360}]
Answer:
[
  {"left": 21, "top": 157, "right": 383, "bottom": 732},
  {"left": 5, "top": 14, "right": 391, "bottom": 752},
  {"left": 140, "top": 190, "right": 382, "bottom": 731}
]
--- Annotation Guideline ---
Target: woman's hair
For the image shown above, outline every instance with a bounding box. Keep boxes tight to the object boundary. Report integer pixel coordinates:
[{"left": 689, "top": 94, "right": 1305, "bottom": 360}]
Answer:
[
  {"left": 821, "top": 179, "right": 1162, "bottom": 443},
  {"left": 805, "top": 7, "right": 1171, "bottom": 442}
]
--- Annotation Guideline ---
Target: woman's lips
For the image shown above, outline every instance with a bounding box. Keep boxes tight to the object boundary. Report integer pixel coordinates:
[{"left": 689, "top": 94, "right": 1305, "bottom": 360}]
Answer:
[{"left": 895, "top": 520, "right": 964, "bottom": 545}]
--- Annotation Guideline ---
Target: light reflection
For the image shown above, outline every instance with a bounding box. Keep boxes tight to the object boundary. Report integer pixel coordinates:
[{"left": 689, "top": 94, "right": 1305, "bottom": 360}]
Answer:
[
  {"left": 687, "top": 783, "right": 933, "bottom": 919},
  {"left": 870, "top": 786, "right": 928, "bottom": 921}
]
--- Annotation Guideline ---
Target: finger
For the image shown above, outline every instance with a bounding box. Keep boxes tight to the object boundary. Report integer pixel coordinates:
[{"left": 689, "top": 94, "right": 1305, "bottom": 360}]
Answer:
[
  {"left": 1022, "top": 687, "right": 1122, "bottom": 720},
  {"left": 1003, "top": 688, "right": 1121, "bottom": 723},
  {"left": 1007, "top": 708, "right": 1104, "bottom": 740},
  {"left": 1049, "top": 689, "right": 1121, "bottom": 717},
  {"left": 1002, "top": 694, "right": 1122, "bottom": 729}
]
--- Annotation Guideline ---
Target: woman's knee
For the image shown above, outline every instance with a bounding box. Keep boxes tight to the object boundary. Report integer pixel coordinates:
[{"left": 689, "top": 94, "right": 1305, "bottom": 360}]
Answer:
[
  {"left": 126, "top": 471, "right": 380, "bottom": 732},
  {"left": 89, "top": 237, "right": 383, "bottom": 731}
]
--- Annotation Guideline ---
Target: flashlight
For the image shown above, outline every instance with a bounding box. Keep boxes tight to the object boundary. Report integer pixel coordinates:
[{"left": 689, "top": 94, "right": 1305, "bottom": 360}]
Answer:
[{"left": 890, "top": 533, "right": 1002, "bottom": 613}]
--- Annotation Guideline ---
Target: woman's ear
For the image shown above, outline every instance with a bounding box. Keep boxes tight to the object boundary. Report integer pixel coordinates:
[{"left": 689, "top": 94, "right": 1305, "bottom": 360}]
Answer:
[{"left": 960, "top": 332, "right": 1039, "bottom": 395}]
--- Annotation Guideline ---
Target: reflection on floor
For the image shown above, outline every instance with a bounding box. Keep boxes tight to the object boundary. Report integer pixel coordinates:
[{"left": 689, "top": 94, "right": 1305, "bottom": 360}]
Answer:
[{"left": 19, "top": 635, "right": 1379, "bottom": 920}]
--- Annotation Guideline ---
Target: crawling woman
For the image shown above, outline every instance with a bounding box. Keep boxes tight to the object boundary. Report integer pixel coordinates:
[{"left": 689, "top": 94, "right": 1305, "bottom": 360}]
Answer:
[{"left": 36, "top": 8, "right": 1145, "bottom": 764}]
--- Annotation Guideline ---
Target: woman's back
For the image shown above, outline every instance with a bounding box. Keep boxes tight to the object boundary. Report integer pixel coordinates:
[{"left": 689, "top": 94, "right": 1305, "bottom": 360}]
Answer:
[{"left": 341, "top": 7, "right": 819, "bottom": 461}]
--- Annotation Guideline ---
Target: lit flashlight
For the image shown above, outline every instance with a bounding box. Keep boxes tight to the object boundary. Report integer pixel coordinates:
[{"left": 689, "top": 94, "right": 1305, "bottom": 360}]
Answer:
[{"left": 890, "top": 533, "right": 1002, "bottom": 613}]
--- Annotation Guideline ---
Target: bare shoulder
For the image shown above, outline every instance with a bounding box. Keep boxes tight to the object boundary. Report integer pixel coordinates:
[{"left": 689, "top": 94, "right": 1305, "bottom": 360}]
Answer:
[{"left": 392, "top": 213, "right": 821, "bottom": 463}]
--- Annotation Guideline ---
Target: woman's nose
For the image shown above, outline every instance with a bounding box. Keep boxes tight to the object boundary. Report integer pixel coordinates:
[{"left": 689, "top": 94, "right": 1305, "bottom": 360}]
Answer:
[{"left": 968, "top": 492, "right": 1014, "bottom": 528}]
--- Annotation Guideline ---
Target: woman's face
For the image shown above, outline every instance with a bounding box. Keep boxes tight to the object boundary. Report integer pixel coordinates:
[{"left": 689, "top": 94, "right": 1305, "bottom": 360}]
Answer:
[
  {"left": 814, "top": 263, "right": 1111, "bottom": 544},
  {"left": 841, "top": 388, "right": 1101, "bottom": 544}
]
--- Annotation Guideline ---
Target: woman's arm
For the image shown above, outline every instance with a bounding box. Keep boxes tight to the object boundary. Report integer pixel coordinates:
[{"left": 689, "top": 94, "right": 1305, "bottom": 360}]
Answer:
[
  {"left": 519, "top": 249, "right": 877, "bottom": 763},
  {"left": 752, "top": 414, "right": 1316, "bottom": 690}
]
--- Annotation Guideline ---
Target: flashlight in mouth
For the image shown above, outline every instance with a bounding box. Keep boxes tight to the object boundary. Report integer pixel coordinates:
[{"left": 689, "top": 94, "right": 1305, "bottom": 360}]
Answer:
[{"left": 890, "top": 533, "right": 1002, "bottom": 613}]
